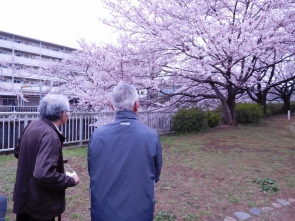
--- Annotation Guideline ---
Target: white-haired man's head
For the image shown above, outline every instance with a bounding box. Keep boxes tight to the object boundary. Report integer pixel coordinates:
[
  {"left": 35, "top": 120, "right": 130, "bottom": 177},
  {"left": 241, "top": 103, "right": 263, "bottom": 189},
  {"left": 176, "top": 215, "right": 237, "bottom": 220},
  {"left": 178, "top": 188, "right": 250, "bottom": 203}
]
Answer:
[
  {"left": 38, "top": 94, "right": 70, "bottom": 121},
  {"left": 111, "top": 84, "right": 139, "bottom": 112}
]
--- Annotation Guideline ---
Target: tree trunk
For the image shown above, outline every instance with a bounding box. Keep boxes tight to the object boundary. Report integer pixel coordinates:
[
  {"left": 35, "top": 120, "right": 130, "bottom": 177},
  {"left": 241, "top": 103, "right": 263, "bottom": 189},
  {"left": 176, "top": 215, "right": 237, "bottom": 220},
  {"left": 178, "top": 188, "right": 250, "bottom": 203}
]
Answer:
[
  {"left": 282, "top": 95, "right": 291, "bottom": 114},
  {"left": 262, "top": 100, "right": 268, "bottom": 116},
  {"left": 209, "top": 80, "right": 237, "bottom": 125},
  {"left": 220, "top": 92, "right": 237, "bottom": 125},
  {"left": 255, "top": 90, "right": 268, "bottom": 116},
  {"left": 221, "top": 98, "right": 234, "bottom": 125}
]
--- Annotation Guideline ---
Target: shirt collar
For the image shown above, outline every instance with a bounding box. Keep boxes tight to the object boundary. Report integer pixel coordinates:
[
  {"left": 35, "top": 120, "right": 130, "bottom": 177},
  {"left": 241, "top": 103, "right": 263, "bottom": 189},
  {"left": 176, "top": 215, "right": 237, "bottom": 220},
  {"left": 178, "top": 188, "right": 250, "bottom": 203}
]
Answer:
[
  {"left": 115, "top": 110, "right": 138, "bottom": 120},
  {"left": 52, "top": 121, "right": 61, "bottom": 133}
]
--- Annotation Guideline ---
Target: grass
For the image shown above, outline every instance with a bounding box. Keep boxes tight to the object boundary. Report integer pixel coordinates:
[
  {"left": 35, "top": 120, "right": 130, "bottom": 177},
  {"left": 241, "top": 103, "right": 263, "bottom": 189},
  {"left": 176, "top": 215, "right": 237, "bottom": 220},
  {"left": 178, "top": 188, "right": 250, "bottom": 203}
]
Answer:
[{"left": 1, "top": 115, "right": 295, "bottom": 220}]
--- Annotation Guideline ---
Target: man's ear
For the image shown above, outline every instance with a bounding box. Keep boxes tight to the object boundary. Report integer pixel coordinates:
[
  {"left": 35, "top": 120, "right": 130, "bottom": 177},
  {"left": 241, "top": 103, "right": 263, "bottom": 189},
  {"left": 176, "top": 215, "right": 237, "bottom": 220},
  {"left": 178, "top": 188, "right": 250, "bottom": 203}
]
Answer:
[
  {"left": 134, "top": 100, "right": 139, "bottom": 113},
  {"left": 110, "top": 103, "right": 115, "bottom": 111}
]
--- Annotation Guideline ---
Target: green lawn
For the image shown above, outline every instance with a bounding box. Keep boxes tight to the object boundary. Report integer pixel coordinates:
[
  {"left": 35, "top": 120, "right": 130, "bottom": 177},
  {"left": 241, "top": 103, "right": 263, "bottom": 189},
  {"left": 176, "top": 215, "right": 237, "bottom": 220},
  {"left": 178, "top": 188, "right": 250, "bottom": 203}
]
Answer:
[{"left": 1, "top": 115, "right": 295, "bottom": 220}]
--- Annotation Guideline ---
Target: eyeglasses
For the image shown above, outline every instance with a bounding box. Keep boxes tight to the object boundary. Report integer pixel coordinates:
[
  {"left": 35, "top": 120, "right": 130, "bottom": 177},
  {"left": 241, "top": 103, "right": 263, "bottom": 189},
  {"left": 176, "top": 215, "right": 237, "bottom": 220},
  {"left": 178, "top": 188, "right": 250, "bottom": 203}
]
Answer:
[{"left": 64, "top": 111, "right": 73, "bottom": 116}]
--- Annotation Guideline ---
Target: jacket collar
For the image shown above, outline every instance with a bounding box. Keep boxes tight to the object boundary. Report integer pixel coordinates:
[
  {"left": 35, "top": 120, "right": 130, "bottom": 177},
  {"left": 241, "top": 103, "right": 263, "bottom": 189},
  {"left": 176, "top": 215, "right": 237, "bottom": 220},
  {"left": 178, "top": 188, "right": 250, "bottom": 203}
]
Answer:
[
  {"left": 115, "top": 110, "right": 138, "bottom": 120},
  {"left": 42, "top": 119, "right": 66, "bottom": 142}
]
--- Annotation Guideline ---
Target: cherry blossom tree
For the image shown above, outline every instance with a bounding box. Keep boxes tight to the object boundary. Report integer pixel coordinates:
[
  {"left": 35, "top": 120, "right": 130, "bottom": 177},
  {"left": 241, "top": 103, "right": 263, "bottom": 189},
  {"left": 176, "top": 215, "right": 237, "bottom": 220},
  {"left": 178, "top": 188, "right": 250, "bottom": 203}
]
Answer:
[
  {"left": 40, "top": 0, "right": 295, "bottom": 125},
  {"left": 99, "top": 0, "right": 295, "bottom": 124},
  {"left": 38, "top": 40, "right": 160, "bottom": 111},
  {"left": 246, "top": 58, "right": 295, "bottom": 115},
  {"left": 271, "top": 80, "right": 295, "bottom": 113}
]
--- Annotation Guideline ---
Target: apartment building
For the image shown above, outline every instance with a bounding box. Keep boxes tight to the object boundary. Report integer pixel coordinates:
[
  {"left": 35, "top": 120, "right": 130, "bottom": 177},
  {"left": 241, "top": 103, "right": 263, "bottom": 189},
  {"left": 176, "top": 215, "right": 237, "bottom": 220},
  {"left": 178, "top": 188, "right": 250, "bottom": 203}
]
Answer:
[{"left": 0, "top": 30, "right": 76, "bottom": 106}]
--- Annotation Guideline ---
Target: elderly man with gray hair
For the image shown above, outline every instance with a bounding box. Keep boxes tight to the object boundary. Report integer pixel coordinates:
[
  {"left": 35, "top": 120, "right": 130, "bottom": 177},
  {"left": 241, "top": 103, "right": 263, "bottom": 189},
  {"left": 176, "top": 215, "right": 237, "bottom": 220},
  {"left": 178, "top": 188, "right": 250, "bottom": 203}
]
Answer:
[
  {"left": 88, "top": 84, "right": 163, "bottom": 221},
  {"left": 13, "top": 94, "right": 79, "bottom": 221}
]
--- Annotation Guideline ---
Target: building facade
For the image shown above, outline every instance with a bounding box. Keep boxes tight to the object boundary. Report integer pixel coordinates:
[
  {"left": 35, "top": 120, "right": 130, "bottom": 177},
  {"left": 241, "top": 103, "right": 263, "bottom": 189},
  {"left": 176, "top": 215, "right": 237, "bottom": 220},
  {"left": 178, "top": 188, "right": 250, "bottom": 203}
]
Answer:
[{"left": 0, "top": 30, "right": 76, "bottom": 106}]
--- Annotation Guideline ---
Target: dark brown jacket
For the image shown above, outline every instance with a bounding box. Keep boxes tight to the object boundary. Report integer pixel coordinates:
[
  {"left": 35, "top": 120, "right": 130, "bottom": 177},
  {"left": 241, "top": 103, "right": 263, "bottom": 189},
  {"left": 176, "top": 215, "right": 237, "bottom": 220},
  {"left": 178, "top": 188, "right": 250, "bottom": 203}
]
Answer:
[{"left": 13, "top": 119, "right": 76, "bottom": 220}]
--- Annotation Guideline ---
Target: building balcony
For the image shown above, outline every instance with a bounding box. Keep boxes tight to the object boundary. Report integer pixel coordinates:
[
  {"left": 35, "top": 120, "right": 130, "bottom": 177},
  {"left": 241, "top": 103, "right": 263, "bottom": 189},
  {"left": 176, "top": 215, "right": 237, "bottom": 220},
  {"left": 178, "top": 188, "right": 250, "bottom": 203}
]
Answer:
[
  {"left": 0, "top": 39, "right": 73, "bottom": 60},
  {"left": 13, "top": 42, "right": 40, "bottom": 54},
  {"left": 0, "top": 39, "right": 13, "bottom": 49},
  {"left": 40, "top": 48, "right": 65, "bottom": 59},
  {"left": 14, "top": 56, "right": 40, "bottom": 66},
  {"left": 0, "top": 53, "right": 12, "bottom": 62},
  {"left": 0, "top": 81, "right": 13, "bottom": 89},
  {"left": 0, "top": 53, "right": 40, "bottom": 66},
  {"left": 0, "top": 68, "right": 42, "bottom": 80}
]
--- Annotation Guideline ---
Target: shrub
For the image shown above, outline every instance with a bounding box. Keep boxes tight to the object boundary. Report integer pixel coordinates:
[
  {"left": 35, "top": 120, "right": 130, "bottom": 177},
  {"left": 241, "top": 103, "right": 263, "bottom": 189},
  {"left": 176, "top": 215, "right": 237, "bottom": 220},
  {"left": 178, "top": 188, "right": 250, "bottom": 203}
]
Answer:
[
  {"left": 204, "top": 111, "right": 221, "bottom": 128},
  {"left": 236, "top": 103, "right": 263, "bottom": 124},
  {"left": 267, "top": 102, "right": 284, "bottom": 115},
  {"left": 171, "top": 108, "right": 207, "bottom": 133},
  {"left": 253, "top": 178, "right": 279, "bottom": 193}
]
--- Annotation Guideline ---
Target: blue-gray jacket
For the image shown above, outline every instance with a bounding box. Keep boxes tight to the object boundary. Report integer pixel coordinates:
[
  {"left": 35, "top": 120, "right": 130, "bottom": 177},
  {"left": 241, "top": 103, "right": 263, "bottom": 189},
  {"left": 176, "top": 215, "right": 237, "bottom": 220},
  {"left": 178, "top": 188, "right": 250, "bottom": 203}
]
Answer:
[{"left": 88, "top": 110, "right": 162, "bottom": 221}]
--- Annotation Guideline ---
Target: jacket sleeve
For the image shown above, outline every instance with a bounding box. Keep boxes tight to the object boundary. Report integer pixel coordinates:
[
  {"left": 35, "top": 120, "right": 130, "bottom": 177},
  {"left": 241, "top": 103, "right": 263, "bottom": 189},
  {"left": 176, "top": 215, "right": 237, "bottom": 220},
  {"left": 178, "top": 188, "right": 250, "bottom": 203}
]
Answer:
[
  {"left": 14, "top": 122, "right": 31, "bottom": 159},
  {"left": 14, "top": 137, "right": 20, "bottom": 159},
  {"left": 154, "top": 135, "right": 162, "bottom": 183},
  {"left": 33, "top": 131, "right": 76, "bottom": 189}
]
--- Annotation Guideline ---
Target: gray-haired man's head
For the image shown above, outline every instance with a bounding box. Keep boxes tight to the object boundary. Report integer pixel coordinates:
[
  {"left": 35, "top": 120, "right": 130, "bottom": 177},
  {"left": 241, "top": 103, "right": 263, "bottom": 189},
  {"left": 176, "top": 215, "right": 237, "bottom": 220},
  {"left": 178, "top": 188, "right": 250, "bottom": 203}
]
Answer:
[
  {"left": 111, "top": 84, "right": 139, "bottom": 112},
  {"left": 38, "top": 94, "right": 70, "bottom": 121}
]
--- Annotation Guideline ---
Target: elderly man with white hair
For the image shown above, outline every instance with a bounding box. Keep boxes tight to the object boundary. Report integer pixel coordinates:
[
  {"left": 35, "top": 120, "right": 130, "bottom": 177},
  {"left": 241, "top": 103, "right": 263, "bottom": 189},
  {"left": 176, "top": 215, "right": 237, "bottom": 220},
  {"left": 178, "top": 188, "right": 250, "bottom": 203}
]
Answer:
[
  {"left": 88, "top": 84, "right": 162, "bottom": 221},
  {"left": 13, "top": 94, "right": 79, "bottom": 221}
]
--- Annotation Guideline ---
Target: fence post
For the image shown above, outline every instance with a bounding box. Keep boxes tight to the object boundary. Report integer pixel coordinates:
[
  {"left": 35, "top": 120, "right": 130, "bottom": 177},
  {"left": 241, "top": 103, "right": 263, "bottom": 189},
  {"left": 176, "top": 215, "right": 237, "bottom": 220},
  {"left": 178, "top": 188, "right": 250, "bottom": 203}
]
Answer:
[
  {"left": 79, "top": 114, "right": 83, "bottom": 146},
  {"left": 24, "top": 114, "right": 28, "bottom": 128}
]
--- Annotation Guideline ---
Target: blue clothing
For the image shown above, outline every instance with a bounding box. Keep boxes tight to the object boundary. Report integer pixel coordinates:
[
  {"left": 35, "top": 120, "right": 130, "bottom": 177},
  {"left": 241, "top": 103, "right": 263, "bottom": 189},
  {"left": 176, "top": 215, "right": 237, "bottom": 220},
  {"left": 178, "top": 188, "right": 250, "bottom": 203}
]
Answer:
[
  {"left": 0, "top": 195, "right": 7, "bottom": 221},
  {"left": 88, "top": 110, "right": 162, "bottom": 221}
]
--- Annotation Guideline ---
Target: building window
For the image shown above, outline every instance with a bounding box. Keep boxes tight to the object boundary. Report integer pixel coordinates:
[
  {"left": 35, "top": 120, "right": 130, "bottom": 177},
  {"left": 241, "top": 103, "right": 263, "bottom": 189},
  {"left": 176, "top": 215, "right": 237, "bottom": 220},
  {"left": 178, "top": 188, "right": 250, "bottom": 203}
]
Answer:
[
  {"left": 15, "top": 53, "right": 23, "bottom": 57},
  {"left": 2, "top": 96, "right": 17, "bottom": 106},
  {"left": 14, "top": 40, "right": 22, "bottom": 44},
  {"left": 15, "top": 65, "right": 22, "bottom": 70},
  {"left": 0, "top": 51, "right": 7, "bottom": 54},
  {"left": 14, "top": 79, "right": 21, "bottom": 83},
  {"left": 0, "top": 36, "right": 7, "bottom": 40}
]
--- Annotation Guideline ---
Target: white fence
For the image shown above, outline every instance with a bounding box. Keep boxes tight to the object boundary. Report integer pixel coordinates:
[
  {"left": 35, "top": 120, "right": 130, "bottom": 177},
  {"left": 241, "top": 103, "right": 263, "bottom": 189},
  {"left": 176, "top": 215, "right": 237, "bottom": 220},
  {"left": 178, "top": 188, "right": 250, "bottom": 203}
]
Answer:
[
  {"left": 0, "top": 111, "right": 175, "bottom": 152},
  {"left": 0, "top": 106, "right": 38, "bottom": 112}
]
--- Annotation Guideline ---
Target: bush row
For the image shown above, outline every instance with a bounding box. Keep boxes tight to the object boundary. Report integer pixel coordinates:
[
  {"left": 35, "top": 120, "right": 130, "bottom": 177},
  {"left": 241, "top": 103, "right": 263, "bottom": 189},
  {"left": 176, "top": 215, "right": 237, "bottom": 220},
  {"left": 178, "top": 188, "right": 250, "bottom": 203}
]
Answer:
[
  {"left": 171, "top": 101, "right": 295, "bottom": 133},
  {"left": 171, "top": 108, "right": 221, "bottom": 133},
  {"left": 235, "top": 103, "right": 263, "bottom": 124},
  {"left": 267, "top": 102, "right": 295, "bottom": 115}
]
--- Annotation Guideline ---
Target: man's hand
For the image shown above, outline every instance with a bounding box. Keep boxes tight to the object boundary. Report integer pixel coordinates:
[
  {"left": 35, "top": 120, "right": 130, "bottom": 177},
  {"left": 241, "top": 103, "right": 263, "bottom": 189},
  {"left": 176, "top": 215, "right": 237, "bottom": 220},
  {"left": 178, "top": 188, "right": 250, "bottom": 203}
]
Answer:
[{"left": 72, "top": 174, "right": 79, "bottom": 185}]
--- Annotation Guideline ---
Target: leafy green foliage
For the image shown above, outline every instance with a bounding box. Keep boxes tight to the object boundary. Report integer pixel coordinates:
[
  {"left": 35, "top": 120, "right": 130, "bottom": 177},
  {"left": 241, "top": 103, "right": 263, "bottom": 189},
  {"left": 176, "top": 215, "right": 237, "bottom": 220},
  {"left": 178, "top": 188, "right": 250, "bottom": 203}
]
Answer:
[
  {"left": 236, "top": 103, "right": 263, "bottom": 124},
  {"left": 267, "top": 103, "right": 284, "bottom": 115},
  {"left": 253, "top": 178, "right": 279, "bottom": 193},
  {"left": 204, "top": 111, "right": 221, "bottom": 128},
  {"left": 155, "top": 211, "right": 176, "bottom": 221},
  {"left": 171, "top": 108, "right": 207, "bottom": 133}
]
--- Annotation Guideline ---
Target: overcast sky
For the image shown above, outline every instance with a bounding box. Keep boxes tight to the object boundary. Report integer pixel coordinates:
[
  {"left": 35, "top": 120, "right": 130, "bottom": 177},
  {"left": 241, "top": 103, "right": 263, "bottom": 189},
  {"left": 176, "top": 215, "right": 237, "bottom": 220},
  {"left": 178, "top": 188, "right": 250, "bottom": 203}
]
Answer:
[{"left": 0, "top": 0, "right": 115, "bottom": 49}]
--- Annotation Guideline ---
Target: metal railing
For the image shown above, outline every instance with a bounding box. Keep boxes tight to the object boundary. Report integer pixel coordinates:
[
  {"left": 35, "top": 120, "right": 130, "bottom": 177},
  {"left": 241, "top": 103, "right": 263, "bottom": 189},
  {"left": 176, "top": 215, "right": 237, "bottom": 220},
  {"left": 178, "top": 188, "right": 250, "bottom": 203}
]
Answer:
[
  {"left": 0, "top": 111, "right": 175, "bottom": 152},
  {"left": 0, "top": 106, "right": 38, "bottom": 112}
]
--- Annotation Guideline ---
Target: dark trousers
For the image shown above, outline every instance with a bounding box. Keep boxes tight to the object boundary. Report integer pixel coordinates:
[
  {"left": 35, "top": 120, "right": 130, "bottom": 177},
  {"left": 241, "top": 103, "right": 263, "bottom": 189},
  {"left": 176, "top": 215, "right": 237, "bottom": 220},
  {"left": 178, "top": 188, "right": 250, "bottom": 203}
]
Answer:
[{"left": 16, "top": 213, "right": 55, "bottom": 221}]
